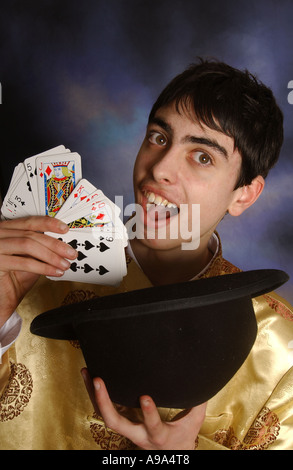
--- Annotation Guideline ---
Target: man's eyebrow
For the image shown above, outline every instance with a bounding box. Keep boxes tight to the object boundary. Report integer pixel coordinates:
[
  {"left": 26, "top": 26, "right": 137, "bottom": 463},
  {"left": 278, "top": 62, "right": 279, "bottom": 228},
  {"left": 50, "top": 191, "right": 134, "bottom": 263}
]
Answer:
[
  {"left": 148, "top": 117, "right": 173, "bottom": 135},
  {"left": 182, "top": 135, "right": 228, "bottom": 158},
  {"left": 148, "top": 116, "right": 229, "bottom": 159}
]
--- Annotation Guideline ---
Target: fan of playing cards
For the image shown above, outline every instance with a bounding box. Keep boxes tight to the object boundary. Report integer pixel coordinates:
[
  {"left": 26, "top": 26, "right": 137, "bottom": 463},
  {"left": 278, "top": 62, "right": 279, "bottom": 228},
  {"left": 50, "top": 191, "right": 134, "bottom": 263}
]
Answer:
[{"left": 1, "top": 145, "right": 128, "bottom": 286}]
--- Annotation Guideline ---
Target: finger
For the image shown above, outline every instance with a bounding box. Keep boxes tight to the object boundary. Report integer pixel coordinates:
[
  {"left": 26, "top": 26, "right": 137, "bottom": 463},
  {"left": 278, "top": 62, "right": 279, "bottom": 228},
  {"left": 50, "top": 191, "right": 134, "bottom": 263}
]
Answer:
[
  {"left": 0, "top": 237, "right": 76, "bottom": 273},
  {"left": 92, "top": 378, "right": 121, "bottom": 429},
  {"left": 81, "top": 368, "right": 102, "bottom": 416},
  {"left": 185, "top": 402, "right": 207, "bottom": 426},
  {"left": 0, "top": 215, "right": 69, "bottom": 234},
  {"left": 0, "top": 234, "right": 77, "bottom": 259},
  {"left": 92, "top": 378, "right": 143, "bottom": 439},
  {"left": 92, "top": 379, "right": 162, "bottom": 448},
  {"left": 139, "top": 395, "right": 165, "bottom": 439},
  {"left": 5, "top": 230, "right": 77, "bottom": 261},
  {"left": 172, "top": 402, "right": 207, "bottom": 428},
  {"left": 0, "top": 253, "right": 66, "bottom": 277}
]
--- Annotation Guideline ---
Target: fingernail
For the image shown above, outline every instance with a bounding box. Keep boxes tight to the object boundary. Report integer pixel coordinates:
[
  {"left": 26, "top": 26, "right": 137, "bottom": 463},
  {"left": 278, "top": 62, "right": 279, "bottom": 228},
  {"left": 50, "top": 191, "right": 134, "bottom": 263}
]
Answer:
[
  {"left": 141, "top": 397, "right": 150, "bottom": 407},
  {"left": 66, "top": 245, "right": 78, "bottom": 258},
  {"left": 94, "top": 380, "right": 101, "bottom": 391},
  {"left": 55, "top": 269, "right": 64, "bottom": 276},
  {"left": 60, "top": 258, "right": 71, "bottom": 269},
  {"left": 58, "top": 221, "right": 69, "bottom": 232}
]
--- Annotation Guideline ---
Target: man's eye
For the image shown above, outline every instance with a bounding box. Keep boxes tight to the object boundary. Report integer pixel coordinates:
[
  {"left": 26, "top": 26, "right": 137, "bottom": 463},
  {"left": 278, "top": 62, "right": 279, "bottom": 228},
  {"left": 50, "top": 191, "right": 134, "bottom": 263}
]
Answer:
[
  {"left": 148, "top": 132, "right": 167, "bottom": 146},
  {"left": 192, "top": 151, "right": 212, "bottom": 165}
]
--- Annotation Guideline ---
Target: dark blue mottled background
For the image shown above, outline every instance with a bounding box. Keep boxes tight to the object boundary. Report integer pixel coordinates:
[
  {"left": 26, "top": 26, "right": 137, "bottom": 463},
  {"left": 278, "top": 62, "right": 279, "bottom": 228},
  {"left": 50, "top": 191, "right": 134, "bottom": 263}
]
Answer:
[{"left": 1, "top": 0, "right": 292, "bottom": 302}]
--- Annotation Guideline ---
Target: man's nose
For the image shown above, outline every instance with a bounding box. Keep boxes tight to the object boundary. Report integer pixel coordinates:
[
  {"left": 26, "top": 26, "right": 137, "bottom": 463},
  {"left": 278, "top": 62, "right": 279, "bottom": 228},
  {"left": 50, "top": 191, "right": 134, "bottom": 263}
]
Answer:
[{"left": 151, "top": 147, "right": 180, "bottom": 184}]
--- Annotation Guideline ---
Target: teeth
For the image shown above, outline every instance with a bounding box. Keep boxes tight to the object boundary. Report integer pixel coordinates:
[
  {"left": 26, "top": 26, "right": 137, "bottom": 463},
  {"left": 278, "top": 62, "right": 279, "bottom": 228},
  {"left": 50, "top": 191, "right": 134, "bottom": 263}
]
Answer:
[
  {"left": 154, "top": 195, "right": 162, "bottom": 205},
  {"left": 148, "top": 192, "right": 156, "bottom": 203},
  {"left": 145, "top": 191, "right": 177, "bottom": 208}
]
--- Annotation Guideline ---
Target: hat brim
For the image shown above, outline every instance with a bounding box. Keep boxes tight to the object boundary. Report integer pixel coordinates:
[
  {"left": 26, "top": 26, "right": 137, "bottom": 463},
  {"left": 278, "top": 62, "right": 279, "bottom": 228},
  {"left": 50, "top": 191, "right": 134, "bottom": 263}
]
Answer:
[{"left": 31, "top": 269, "right": 288, "bottom": 408}]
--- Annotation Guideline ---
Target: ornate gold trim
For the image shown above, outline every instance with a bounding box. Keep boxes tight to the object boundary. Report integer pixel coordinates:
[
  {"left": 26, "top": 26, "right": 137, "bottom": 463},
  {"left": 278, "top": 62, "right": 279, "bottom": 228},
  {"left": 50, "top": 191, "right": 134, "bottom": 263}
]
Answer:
[
  {"left": 89, "top": 413, "right": 135, "bottom": 449},
  {"left": 263, "top": 294, "right": 293, "bottom": 321},
  {"left": 214, "top": 407, "right": 280, "bottom": 450},
  {"left": 0, "top": 361, "right": 33, "bottom": 422}
]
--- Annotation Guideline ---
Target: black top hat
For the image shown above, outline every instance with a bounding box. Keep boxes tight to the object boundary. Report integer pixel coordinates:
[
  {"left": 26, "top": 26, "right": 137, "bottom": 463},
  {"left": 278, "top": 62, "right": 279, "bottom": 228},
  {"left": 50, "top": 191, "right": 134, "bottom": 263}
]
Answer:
[{"left": 31, "top": 269, "right": 288, "bottom": 408}]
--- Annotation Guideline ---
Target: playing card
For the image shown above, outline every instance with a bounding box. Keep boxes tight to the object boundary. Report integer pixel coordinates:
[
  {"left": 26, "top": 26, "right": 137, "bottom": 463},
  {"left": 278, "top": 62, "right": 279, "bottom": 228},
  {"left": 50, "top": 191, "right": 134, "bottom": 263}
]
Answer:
[
  {"left": 56, "top": 179, "right": 105, "bottom": 220},
  {"left": 36, "top": 152, "right": 82, "bottom": 217},
  {"left": 61, "top": 198, "right": 115, "bottom": 227},
  {"left": 1, "top": 146, "right": 72, "bottom": 220},
  {"left": 24, "top": 145, "right": 70, "bottom": 214},
  {"left": 1, "top": 144, "right": 128, "bottom": 287},
  {"left": 46, "top": 229, "right": 127, "bottom": 285},
  {"left": 1, "top": 163, "right": 33, "bottom": 219},
  {"left": 4, "top": 163, "right": 24, "bottom": 198}
]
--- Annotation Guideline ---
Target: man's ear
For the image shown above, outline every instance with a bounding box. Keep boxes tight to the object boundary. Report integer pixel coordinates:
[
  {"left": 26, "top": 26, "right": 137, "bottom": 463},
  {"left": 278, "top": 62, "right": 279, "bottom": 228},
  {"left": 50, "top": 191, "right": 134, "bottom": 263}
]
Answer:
[{"left": 228, "top": 175, "right": 265, "bottom": 217}]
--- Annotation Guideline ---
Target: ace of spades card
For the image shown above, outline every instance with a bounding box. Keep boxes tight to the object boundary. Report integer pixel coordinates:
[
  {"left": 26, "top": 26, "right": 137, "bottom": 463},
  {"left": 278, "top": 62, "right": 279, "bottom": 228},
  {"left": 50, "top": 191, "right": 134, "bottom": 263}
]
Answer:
[{"left": 46, "top": 229, "right": 127, "bottom": 286}]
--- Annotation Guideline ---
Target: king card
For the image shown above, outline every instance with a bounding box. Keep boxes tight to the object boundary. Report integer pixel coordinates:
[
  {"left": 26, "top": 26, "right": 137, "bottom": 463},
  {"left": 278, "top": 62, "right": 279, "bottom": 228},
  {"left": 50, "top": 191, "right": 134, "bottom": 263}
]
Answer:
[{"left": 56, "top": 179, "right": 105, "bottom": 220}]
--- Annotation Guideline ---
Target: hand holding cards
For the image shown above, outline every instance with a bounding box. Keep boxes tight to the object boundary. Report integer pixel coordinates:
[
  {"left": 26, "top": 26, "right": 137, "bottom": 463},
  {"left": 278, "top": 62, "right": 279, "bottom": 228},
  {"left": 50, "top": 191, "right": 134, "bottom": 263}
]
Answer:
[{"left": 1, "top": 146, "right": 128, "bottom": 286}]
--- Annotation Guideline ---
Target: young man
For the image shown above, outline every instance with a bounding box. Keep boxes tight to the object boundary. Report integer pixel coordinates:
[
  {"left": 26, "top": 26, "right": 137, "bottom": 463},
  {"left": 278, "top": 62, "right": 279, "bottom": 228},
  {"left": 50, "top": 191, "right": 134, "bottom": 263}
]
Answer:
[{"left": 0, "top": 59, "right": 292, "bottom": 450}]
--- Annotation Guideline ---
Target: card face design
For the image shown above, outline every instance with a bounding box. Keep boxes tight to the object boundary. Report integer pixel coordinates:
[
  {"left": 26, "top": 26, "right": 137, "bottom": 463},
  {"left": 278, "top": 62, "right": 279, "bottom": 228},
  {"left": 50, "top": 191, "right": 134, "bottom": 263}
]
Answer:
[
  {"left": 43, "top": 161, "right": 75, "bottom": 216},
  {"left": 1, "top": 145, "right": 128, "bottom": 286},
  {"left": 24, "top": 145, "right": 69, "bottom": 214},
  {"left": 37, "top": 153, "right": 82, "bottom": 217}
]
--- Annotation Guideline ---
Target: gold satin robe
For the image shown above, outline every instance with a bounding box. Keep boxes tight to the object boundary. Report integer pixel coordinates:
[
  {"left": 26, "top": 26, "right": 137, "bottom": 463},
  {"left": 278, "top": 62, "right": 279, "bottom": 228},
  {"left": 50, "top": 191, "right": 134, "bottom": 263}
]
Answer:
[{"left": 1, "top": 239, "right": 293, "bottom": 450}]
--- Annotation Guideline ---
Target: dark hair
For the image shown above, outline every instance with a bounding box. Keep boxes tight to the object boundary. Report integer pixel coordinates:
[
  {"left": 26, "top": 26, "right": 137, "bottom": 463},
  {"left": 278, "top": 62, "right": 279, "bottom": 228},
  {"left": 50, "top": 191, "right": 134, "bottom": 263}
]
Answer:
[{"left": 148, "top": 58, "right": 284, "bottom": 188}]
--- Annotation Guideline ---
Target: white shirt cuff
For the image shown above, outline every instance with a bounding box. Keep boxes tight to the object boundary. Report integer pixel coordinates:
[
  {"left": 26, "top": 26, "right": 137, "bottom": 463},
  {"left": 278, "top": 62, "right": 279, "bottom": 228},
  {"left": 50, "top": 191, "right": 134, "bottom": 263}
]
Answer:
[{"left": 0, "top": 312, "right": 22, "bottom": 360}]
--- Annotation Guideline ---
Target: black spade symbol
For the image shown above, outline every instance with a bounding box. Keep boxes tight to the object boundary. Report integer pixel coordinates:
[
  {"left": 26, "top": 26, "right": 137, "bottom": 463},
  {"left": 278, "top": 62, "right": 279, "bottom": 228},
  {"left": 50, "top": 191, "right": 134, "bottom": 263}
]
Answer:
[
  {"left": 98, "top": 265, "right": 109, "bottom": 276},
  {"left": 84, "top": 264, "right": 94, "bottom": 273},
  {"left": 84, "top": 240, "right": 94, "bottom": 250},
  {"left": 68, "top": 239, "right": 78, "bottom": 250},
  {"left": 99, "top": 242, "right": 110, "bottom": 252},
  {"left": 70, "top": 262, "right": 78, "bottom": 272},
  {"left": 77, "top": 251, "right": 87, "bottom": 261}
]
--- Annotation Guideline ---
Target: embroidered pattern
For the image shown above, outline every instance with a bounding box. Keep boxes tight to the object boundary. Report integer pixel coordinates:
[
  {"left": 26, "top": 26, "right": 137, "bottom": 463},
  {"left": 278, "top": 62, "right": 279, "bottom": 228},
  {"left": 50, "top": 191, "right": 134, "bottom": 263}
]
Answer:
[
  {"left": 0, "top": 361, "right": 33, "bottom": 422},
  {"left": 263, "top": 294, "right": 293, "bottom": 321},
  {"left": 242, "top": 407, "right": 280, "bottom": 449},
  {"left": 202, "top": 256, "right": 241, "bottom": 278},
  {"left": 213, "top": 426, "right": 242, "bottom": 450},
  {"left": 89, "top": 413, "right": 135, "bottom": 450},
  {"left": 61, "top": 289, "right": 99, "bottom": 306},
  {"left": 214, "top": 407, "right": 280, "bottom": 450},
  {"left": 200, "top": 234, "right": 242, "bottom": 279}
]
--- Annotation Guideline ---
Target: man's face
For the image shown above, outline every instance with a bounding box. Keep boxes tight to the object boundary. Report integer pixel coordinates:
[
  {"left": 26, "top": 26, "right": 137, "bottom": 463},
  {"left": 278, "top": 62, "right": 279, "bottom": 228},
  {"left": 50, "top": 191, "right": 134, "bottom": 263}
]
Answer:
[
  {"left": 133, "top": 102, "right": 243, "bottom": 251},
  {"left": 54, "top": 166, "right": 64, "bottom": 179}
]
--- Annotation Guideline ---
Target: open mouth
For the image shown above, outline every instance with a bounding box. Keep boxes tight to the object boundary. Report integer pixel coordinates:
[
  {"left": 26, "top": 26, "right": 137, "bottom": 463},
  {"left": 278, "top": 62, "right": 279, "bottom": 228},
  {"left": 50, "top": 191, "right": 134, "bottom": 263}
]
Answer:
[{"left": 144, "top": 191, "right": 179, "bottom": 222}]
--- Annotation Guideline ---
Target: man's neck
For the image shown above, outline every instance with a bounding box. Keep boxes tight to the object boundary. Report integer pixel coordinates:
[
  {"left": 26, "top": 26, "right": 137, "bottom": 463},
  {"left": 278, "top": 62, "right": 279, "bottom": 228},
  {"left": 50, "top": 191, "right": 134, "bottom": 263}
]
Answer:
[{"left": 129, "top": 237, "right": 214, "bottom": 286}]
